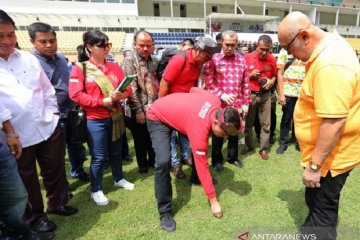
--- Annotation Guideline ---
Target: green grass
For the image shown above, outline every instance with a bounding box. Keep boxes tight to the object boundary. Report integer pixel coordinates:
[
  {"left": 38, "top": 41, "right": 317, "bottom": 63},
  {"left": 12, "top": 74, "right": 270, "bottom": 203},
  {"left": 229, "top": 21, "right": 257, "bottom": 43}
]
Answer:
[{"left": 49, "top": 126, "right": 360, "bottom": 239}]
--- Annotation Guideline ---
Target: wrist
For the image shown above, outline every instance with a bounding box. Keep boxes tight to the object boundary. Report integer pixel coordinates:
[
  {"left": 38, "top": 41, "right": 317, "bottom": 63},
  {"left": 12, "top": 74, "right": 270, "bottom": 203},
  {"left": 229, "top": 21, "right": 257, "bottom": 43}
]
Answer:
[{"left": 309, "top": 160, "right": 322, "bottom": 172}]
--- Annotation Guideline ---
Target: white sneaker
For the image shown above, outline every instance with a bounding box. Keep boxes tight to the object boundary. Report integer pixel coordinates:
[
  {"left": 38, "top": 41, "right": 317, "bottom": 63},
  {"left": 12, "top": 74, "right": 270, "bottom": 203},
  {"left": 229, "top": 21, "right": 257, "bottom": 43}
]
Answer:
[
  {"left": 91, "top": 190, "right": 109, "bottom": 206},
  {"left": 114, "top": 178, "right": 135, "bottom": 190}
]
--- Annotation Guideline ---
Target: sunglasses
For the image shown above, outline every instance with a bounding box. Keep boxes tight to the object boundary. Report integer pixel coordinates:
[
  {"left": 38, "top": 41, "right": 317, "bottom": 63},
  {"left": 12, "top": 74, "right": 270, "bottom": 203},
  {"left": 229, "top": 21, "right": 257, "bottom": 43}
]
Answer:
[{"left": 95, "top": 42, "right": 112, "bottom": 49}]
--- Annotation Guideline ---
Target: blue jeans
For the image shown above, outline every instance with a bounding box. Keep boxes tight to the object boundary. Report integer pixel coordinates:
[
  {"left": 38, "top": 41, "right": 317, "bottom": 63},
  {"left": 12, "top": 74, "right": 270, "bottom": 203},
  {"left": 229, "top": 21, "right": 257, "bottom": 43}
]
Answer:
[
  {"left": 170, "top": 130, "right": 190, "bottom": 167},
  {"left": 60, "top": 118, "right": 87, "bottom": 177},
  {"left": 0, "top": 143, "right": 31, "bottom": 238},
  {"left": 87, "top": 118, "right": 123, "bottom": 192}
]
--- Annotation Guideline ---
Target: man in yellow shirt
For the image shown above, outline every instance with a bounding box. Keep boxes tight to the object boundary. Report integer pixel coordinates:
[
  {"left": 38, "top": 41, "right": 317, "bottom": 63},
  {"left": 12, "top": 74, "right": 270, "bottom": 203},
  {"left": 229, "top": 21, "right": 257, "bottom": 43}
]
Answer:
[{"left": 278, "top": 12, "right": 360, "bottom": 240}]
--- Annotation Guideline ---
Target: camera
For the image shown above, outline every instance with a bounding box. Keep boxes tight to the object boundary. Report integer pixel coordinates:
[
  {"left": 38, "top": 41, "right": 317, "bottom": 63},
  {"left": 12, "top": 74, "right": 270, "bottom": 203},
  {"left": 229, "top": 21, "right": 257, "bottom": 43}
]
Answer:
[{"left": 258, "top": 78, "right": 267, "bottom": 88}]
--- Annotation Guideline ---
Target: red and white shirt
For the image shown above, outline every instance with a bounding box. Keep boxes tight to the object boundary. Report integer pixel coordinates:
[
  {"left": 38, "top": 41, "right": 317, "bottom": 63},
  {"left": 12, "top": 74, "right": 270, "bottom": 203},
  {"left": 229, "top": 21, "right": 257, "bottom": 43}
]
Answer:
[{"left": 204, "top": 52, "right": 251, "bottom": 110}]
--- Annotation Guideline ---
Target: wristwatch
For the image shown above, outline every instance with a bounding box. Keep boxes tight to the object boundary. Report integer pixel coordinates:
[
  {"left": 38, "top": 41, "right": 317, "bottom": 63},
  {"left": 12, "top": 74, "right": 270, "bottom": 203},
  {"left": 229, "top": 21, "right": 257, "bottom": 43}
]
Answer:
[{"left": 309, "top": 161, "right": 322, "bottom": 172}]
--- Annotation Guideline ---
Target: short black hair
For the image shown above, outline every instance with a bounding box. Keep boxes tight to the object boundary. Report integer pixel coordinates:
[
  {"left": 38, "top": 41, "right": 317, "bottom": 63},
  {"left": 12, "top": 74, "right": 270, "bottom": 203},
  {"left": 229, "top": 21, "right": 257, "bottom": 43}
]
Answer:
[
  {"left": 0, "top": 9, "right": 15, "bottom": 27},
  {"left": 133, "top": 30, "right": 154, "bottom": 43},
  {"left": 28, "top": 22, "right": 56, "bottom": 40},
  {"left": 215, "top": 32, "right": 222, "bottom": 41},
  {"left": 257, "top": 35, "right": 272, "bottom": 45},
  {"left": 181, "top": 38, "right": 194, "bottom": 46}
]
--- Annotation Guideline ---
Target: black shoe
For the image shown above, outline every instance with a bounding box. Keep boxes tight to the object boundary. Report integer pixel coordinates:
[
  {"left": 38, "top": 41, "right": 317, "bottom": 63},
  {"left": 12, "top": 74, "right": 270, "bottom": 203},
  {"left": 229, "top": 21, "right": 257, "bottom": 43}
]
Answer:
[
  {"left": 139, "top": 167, "right": 148, "bottom": 174},
  {"left": 73, "top": 172, "right": 90, "bottom": 182},
  {"left": 276, "top": 145, "right": 288, "bottom": 154},
  {"left": 47, "top": 205, "right": 78, "bottom": 216},
  {"left": 123, "top": 155, "right": 131, "bottom": 162},
  {"left": 190, "top": 177, "right": 218, "bottom": 185},
  {"left": 67, "top": 191, "right": 74, "bottom": 200},
  {"left": 228, "top": 160, "right": 243, "bottom": 168},
  {"left": 295, "top": 142, "right": 300, "bottom": 151},
  {"left": 160, "top": 214, "right": 176, "bottom": 232},
  {"left": 240, "top": 146, "right": 254, "bottom": 155},
  {"left": 29, "top": 231, "right": 55, "bottom": 240},
  {"left": 269, "top": 135, "right": 276, "bottom": 144},
  {"left": 213, "top": 162, "right": 223, "bottom": 172},
  {"left": 32, "top": 219, "right": 57, "bottom": 233}
]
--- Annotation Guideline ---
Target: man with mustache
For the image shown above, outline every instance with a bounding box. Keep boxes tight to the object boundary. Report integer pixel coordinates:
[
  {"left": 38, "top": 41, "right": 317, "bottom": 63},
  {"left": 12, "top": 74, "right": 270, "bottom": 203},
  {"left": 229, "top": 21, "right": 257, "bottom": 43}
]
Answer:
[{"left": 204, "top": 30, "right": 251, "bottom": 171}]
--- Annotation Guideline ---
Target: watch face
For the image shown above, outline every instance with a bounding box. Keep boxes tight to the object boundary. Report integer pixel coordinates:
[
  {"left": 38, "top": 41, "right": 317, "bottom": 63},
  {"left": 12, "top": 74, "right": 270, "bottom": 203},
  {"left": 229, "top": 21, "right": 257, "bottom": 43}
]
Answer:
[{"left": 310, "top": 163, "right": 320, "bottom": 171}]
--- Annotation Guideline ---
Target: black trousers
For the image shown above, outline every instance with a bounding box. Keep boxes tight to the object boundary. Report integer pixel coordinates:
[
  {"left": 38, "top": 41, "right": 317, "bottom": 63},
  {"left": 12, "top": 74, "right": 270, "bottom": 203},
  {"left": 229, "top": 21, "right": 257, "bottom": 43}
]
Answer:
[
  {"left": 301, "top": 170, "right": 350, "bottom": 240},
  {"left": 279, "top": 96, "right": 297, "bottom": 145},
  {"left": 125, "top": 116, "right": 155, "bottom": 170},
  {"left": 147, "top": 119, "right": 173, "bottom": 216},
  {"left": 211, "top": 134, "right": 239, "bottom": 166}
]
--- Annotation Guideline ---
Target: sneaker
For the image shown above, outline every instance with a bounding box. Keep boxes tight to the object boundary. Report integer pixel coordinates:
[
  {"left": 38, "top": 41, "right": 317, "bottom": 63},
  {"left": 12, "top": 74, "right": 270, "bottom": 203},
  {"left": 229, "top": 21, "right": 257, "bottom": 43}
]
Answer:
[
  {"left": 276, "top": 144, "right": 288, "bottom": 154},
  {"left": 91, "top": 190, "right": 109, "bottom": 206},
  {"left": 114, "top": 178, "right": 135, "bottom": 190},
  {"left": 160, "top": 213, "right": 176, "bottom": 232}
]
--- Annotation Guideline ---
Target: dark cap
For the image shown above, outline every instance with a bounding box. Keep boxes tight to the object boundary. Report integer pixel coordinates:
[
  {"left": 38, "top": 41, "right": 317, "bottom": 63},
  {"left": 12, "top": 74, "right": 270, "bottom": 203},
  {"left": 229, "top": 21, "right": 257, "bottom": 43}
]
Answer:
[
  {"left": 195, "top": 36, "right": 218, "bottom": 55},
  {"left": 218, "top": 108, "right": 241, "bottom": 136}
]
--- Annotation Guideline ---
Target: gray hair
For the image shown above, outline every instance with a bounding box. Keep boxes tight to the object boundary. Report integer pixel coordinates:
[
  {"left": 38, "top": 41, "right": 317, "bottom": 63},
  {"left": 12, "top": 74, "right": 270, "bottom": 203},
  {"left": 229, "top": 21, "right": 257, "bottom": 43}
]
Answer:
[{"left": 222, "top": 30, "right": 238, "bottom": 42}]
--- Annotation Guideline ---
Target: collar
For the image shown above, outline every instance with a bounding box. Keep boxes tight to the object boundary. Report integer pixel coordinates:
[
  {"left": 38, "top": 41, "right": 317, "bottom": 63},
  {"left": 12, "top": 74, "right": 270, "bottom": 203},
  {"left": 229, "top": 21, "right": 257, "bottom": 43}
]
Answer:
[
  {"left": 134, "top": 51, "right": 153, "bottom": 62},
  {"left": 89, "top": 58, "right": 108, "bottom": 72},
  {"left": 220, "top": 51, "right": 236, "bottom": 59},
  {"left": 0, "top": 48, "right": 20, "bottom": 62},
  {"left": 306, "top": 32, "right": 334, "bottom": 67},
  {"left": 32, "top": 49, "right": 58, "bottom": 62}
]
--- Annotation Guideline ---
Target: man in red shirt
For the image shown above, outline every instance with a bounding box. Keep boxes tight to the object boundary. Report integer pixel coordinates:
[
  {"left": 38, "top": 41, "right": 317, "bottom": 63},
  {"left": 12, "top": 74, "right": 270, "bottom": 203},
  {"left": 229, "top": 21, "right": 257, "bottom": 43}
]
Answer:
[
  {"left": 159, "top": 37, "right": 217, "bottom": 179},
  {"left": 147, "top": 87, "right": 241, "bottom": 232},
  {"left": 242, "top": 35, "right": 277, "bottom": 160}
]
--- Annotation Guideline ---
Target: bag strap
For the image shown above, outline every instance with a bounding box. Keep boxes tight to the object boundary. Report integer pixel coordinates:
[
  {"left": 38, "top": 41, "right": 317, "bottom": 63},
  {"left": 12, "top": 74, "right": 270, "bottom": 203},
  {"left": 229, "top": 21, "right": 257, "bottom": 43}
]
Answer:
[{"left": 284, "top": 57, "right": 295, "bottom": 72}]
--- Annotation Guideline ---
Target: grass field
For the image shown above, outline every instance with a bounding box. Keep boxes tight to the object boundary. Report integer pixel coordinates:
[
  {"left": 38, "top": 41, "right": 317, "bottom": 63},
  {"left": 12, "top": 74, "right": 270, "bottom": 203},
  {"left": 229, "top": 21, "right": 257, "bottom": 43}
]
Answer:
[{"left": 50, "top": 127, "right": 360, "bottom": 240}]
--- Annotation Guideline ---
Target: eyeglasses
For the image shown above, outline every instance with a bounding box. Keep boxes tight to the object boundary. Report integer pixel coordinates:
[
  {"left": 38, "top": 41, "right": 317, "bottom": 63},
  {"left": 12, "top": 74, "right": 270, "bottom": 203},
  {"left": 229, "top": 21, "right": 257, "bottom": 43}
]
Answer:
[
  {"left": 283, "top": 32, "right": 300, "bottom": 51},
  {"left": 95, "top": 42, "right": 112, "bottom": 49}
]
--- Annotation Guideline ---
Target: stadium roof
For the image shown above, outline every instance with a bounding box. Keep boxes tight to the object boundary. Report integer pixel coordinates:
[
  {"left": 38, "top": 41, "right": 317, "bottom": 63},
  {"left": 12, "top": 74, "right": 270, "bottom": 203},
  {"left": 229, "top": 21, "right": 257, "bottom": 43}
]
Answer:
[{"left": 207, "top": 13, "right": 279, "bottom": 22}]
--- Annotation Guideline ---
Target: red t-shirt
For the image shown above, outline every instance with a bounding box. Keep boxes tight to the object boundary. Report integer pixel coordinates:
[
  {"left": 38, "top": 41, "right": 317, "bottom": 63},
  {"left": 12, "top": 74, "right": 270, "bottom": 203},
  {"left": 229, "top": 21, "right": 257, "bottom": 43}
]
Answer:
[
  {"left": 69, "top": 60, "right": 131, "bottom": 120},
  {"left": 147, "top": 87, "right": 221, "bottom": 199},
  {"left": 163, "top": 49, "right": 201, "bottom": 93},
  {"left": 244, "top": 51, "right": 277, "bottom": 91}
]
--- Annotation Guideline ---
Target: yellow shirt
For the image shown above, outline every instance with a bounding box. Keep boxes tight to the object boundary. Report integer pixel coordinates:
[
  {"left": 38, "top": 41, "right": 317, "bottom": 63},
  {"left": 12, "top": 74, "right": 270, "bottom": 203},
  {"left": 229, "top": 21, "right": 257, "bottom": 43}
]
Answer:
[{"left": 294, "top": 32, "right": 360, "bottom": 177}]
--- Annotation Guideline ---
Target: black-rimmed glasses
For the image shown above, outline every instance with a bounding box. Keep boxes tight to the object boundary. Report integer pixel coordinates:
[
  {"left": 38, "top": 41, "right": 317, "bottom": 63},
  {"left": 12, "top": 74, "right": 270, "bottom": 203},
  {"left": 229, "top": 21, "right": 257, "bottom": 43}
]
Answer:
[{"left": 284, "top": 32, "right": 300, "bottom": 51}]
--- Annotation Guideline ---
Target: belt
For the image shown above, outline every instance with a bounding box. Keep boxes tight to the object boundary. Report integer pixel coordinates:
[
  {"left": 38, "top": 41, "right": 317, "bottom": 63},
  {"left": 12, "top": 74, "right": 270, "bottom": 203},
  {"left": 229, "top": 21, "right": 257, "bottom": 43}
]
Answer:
[{"left": 251, "top": 90, "right": 270, "bottom": 95}]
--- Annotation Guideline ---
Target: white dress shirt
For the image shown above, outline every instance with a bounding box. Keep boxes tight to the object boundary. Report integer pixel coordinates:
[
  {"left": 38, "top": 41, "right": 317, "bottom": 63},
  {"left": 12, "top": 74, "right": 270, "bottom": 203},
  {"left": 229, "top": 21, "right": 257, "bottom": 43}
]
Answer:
[
  {"left": 0, "top": 101, "right": 11, "bottom": 130},
  {"left": 0, "top": 49, "right": 59, "bottom": 147}
]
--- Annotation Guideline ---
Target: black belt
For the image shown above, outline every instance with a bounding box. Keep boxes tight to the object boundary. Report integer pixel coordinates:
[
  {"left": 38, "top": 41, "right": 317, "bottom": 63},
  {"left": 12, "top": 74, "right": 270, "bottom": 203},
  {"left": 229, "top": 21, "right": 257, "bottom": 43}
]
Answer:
[{"left": 251, "top": 90, "right": 270, "bottom": 95}]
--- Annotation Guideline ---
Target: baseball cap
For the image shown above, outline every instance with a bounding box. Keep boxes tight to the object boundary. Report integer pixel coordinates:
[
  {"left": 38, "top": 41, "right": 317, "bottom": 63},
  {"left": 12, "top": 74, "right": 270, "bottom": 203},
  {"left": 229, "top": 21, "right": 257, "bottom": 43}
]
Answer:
[{"left": 195, "top": 36, "right": 218, "bottom": 55}]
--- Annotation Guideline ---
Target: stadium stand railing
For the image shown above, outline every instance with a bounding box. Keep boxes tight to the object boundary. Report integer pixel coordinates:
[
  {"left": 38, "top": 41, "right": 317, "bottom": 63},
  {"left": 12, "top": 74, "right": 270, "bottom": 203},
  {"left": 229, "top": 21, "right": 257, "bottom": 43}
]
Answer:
[{"left": 152, "top": 32, "right": 203, "bottom": 48}]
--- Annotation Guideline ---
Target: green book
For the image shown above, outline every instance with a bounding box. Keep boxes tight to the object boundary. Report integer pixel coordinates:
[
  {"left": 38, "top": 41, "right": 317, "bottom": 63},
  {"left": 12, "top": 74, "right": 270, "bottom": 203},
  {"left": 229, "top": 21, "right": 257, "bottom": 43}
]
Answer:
[{"left": 116, "top": 74, "right": 137, "bottom": 92}]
